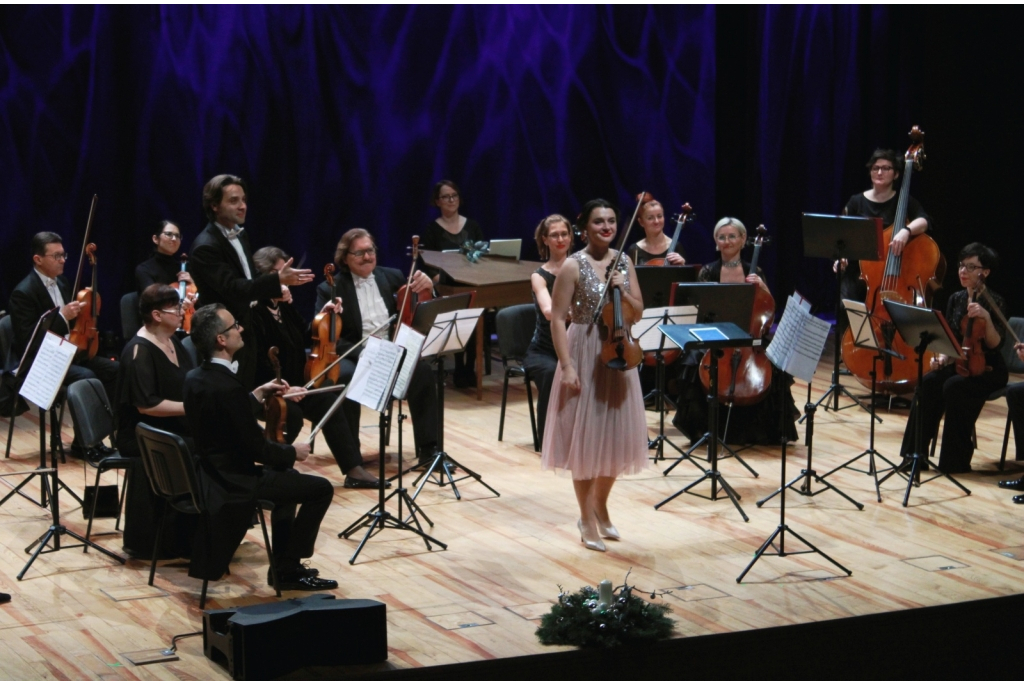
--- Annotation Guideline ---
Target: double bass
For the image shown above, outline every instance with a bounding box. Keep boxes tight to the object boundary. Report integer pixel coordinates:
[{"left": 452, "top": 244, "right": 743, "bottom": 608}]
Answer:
[
  {"left": 305, "top": 264, "right": 342, "bottom": 388},
  {"left": 841, "top": 126, "right": 942, "bottom": 395},
  {"left": 698, "top": 224, "right": 774, "bottom": 406}
]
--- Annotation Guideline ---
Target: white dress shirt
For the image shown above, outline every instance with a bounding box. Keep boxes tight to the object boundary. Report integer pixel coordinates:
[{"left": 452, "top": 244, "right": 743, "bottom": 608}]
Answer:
[
  {"left": 216, "top": 222, "right": 253, "bottom": 280},
  {"left": 353, "top": 273, "right": 390, "bottom": 337}
]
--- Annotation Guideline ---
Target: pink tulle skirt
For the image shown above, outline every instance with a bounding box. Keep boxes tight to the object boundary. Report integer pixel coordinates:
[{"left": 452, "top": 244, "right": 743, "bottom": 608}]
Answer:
[{"left": 541, "top": 322, "right": 649, "bottom": 479}]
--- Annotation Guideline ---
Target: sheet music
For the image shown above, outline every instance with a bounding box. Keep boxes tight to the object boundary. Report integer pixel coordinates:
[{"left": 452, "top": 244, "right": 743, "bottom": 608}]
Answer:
[
  {"left": 346, "top": 337, "right": 405, "bottom": 412},
  {"left": 842, "top": 299, "right": 878, "bottom": 350},
  {"left": 632, "top": 306, "right": 697, "bottom": 352},
  {"left": 423, "top": 307, "right": 484, "bottom": 356},
  {"left": 392, "top": 323, "right": 425, "bottom": 400},
  {"left": 19, "top": 331, "right": 76, "bottom": 410},
  {"left": 765, "top": 294, "right": 831, "bottom": 382}
]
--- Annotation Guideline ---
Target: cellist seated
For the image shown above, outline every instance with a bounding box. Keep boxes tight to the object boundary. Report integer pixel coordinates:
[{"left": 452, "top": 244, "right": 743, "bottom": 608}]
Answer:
[
  {"left": 7, "top": 231, "right": 119, "bottom": 458},
  {"left": 899, "top": 243, "right": 1007, "bottom": 473}
]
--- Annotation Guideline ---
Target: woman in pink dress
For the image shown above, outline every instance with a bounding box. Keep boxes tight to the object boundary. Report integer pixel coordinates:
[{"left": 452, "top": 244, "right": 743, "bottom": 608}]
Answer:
[{"left": 541, "top": 199, "right": 648, "bottom": 552}]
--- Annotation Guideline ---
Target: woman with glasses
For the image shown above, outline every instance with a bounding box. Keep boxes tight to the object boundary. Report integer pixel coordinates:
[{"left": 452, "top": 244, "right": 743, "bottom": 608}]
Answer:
[
  {"left": 899, "top": 243, "right": 1007, "bottom": 473},
  {"left": 671, "top": 218, "right": 797, "bottom": 446},
  {"left": 421, "top": 179, "right": 486, "bottom": 387},
  {"left": 628, "top": 194, "right": 685, "bottom": 266},
  {"left": 115, "top": 283, "right": 197, "bottom": 559},
  {"left": 135, "top": 220, "right": 195, "bottom": 293}
]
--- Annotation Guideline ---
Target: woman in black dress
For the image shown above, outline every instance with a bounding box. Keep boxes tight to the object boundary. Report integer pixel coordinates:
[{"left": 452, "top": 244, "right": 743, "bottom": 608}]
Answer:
[
  {"left": 672, "top": 218, "right": 797, "bottom": 445},
  {"left": 134, "top": 220, "right": 196, "bottom": 294},
  {"left": 628, "top": 194, "right": 685, "bottom": 266},
  {"left": 421, "top": 179, "right": 485, "bottom": 388},
  {"left": 900, "top": 243, "right": 1007, "bottom": 473},
  {"left": 116, "top": 284, "right": 197, "bottom": 559},
  {"left": 524, "top": 214, "right": 572, "bottom": 447}
]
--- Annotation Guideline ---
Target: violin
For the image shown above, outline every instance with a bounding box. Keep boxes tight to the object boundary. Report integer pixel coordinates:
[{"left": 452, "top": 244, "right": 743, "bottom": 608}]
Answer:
[
  {"left": 841, "top": 126, "right": 943, "bottom": 395},
  {"left": 69, "top": 243, "right": 101, "bottom": 359},
  {"left": 592, "top": 192, "right": 645, "bottom": 371},
  {"left": 265, "top": 347, "right": 287, "bottom": 443},
  {"left": 396, "top": 235, "right": 433, "bottom": 327},
  {"left": 305, "top": 264, "right": 342, "bottom": 388},
  {"left": 956, "top": 275, "right": 992, "bottom": 378},
  {"left": 699, "top": 224, "right": 775, "bottom": 406},
  {"left": 644, "top": 202, "right": 692, "bottom": 267},
  {"left": 177, "top": 252, "right": 198, "bottom": 334}
]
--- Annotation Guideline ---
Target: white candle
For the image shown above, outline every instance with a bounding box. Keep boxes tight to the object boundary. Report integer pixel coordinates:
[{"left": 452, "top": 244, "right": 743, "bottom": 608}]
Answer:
[{"left": 599, "top": 579, "right": 613, "bottom": 605}]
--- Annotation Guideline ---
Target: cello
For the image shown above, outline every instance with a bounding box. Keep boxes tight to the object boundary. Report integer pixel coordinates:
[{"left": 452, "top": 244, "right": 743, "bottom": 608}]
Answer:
[
  {"left": 396, "top": 235, "right": 433, "bottom": 327},
  {"left": 644, "top": 202, "right": 692, "bottom": 267},
  {"left": 841, "top": 126, "right": 942, "bottom": 395},
  {"left": 69, "top": 243, "right": 101, "bottom": 359},
  {"left": 698, "top": 224, "right": 774, "bottom": 406},
  {"left": 304, "top": 264, "right": 342, "bottom": 389}
]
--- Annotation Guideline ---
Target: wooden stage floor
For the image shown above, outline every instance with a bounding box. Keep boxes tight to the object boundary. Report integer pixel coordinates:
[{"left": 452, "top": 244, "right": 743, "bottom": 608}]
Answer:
[{"left": 1, "top": 361, "right": 1023, "bottom": 679}]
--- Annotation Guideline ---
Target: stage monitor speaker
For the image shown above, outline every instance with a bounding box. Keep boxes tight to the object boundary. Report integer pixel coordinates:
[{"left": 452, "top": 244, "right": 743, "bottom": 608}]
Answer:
[{"left": 203, "top": 594, "right": 387, "bottom": 679}]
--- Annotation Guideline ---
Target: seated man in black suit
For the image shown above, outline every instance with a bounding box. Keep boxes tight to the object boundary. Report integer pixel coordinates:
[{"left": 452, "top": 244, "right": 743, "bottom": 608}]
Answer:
[
  {"left": 189, "top": 173, "right": 313, "bottom": 389},
  {"left": 7, "top": 232, "right": 119, "bottom": 455},
  {"left": 183, "top": 303, "right": 337, "bottom": 591},
  {"left": 999, "top": 342, "right": 1024, "bottom": 502},
  {"left": 314, "top": 228, "right": 439, "bottom": 464}
]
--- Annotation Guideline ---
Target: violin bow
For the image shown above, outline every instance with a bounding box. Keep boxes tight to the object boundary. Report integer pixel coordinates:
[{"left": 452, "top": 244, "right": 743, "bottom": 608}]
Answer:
[
  {"left": 71, "top": 195, "right": 98, "bottom": 294},
  {"left": 304, "top": 315, "right": 395, "bottom": 389},
  {"left": 590, "top": 192, "right": 646, "bottom": 323}
]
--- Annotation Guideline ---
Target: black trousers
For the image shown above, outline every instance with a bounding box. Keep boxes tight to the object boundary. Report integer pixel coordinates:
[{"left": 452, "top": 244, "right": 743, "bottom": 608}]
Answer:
[
  {"left": 900, "top": 364, "right": 1008, "bottom": 472},
  {"left": 523, "top": 349, "right": 557, "bottom": 445},
  {"left": 1006, "top": 382, "right": 1024, "bottom": 462},
  {"left": 254, "top": 468, "right": 334, "bottom": 563},
  {"left": 284, "top": 389, "right": 363, "bottom": 475},
  {"left": 337, "top": 357, "right": 438, "bottom": 457}
]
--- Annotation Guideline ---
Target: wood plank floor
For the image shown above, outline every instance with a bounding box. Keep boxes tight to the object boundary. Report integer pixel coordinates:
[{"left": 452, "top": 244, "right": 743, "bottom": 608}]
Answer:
[{"left": 2, "top": 360, "right": 1023, "bottom": 679}]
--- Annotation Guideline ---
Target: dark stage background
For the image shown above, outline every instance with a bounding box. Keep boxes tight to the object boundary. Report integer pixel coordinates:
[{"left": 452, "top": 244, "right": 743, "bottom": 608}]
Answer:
[{"left": 1, "top": 6, "right": 1020, "bottom": 343}]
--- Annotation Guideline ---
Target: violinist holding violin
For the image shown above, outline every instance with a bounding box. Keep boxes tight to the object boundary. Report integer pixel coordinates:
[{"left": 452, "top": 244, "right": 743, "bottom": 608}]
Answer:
[
  {"left": 134, "top": 221, "right": 194, "bottom": 293},
  {"left": 541, "top": 199, "right": 648, "bottom": 553},
  {"left": 899, "top": 243, "right": 1007, "bottom": 474},
  {"left": 8, "top": 232, "right": 119, "bottom": 455}
]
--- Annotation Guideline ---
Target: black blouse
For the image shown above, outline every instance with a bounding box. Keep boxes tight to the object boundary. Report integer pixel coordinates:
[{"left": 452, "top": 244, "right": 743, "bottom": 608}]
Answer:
[
  {"left": 528, "top": 268, "right": 557, "bottom": 356},
  {"left": 251, "top": 301, "right": 309, "bottom": 387},
  {"left": 135, "top": 252, "right": 185, "bottom": 293},
  {"left": 116, "top": 335, "right": 194, "bottom": 457},
  {"left": 421, "top": 217, "right": 484, "bottom": 252},
  {"left": 698, "top": 259, "right": 763, "bottom": 283}
]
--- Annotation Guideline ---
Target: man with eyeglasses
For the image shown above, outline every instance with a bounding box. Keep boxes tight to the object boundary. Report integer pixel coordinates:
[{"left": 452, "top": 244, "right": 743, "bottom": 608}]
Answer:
[
  {"left": 189, "top": 174, "right": 314, "bottom": 389},
  {"left": 7, "top": 231, "right": 120, "bottom": 457},
  {"left": 315, "top": 228, "right": 440, "bottom": 465}
]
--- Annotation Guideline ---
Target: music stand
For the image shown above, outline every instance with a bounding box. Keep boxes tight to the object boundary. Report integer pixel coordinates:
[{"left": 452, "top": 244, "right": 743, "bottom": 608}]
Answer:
[
  {"left": 817, "top": 300, "right": 903, "bottom": 501},
  {"left": 408, "top": 296, "right": 499, "bottom": 501},
  {"left": 654, "top": 322, "right": 754, "bottom": 521},
  {"left": 661, "top": 283, "right": 760, "bottom": 478},
  {"left": 634, "top": 265, "right": 697, "bottom": 418},
  {"left": 0, "top": 309, "right": 81, "bottom": 511},
  {"left": 338, "top": 338, "right": 448, "bottom": 563},
  {"left": 800, "top": 213, "right": 883, "bottom": 419},
  {"left": 876, "top": 301, "right": 971, "bottom": 506},
  {"left": 632, "top": 305, "right": 696, "bottom": 463}
]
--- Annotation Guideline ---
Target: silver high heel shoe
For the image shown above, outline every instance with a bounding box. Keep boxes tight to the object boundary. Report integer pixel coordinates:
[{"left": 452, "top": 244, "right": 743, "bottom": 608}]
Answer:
[
  {"left": 594, "top": 514, "right": 621, "bottom": 541},
  {"left": 578, "top": 519, "right": 606, "bottom": 552}
]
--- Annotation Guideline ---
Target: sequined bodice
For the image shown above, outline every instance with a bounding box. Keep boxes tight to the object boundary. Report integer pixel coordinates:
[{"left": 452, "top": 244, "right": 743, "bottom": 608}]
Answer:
[{"left": 568, "top": 249, "right": 631, "bottom": 324}]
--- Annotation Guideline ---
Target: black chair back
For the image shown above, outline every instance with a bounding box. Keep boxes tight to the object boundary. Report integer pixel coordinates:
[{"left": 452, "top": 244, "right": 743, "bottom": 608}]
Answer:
[
  {"left": 1003, "top": 317, "right": 1024, "bottom": 374},
  {"left": 496, "top": 304, "right": 537, "bottom": 363},
  {"left": 65, "top": 379, "right": 116, "bottom": 449},
  {"left": 135, "top": 422, "right": 202, "bottom": 514},
  {"left": 0, "top": 315, "right": 14, "bottom": 374},
  {"left": 181, "top": 335, "right": 199, "bottom": 366},
  {"left": 120, "top": 292, "right": 141, "bottom": 341}
]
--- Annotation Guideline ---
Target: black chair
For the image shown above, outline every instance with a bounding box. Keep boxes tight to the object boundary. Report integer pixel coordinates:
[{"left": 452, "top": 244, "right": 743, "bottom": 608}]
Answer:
[
  {"left": 180, "top": 335, "right": 198, "bottom": 367},
  {"left": 1, "top": 315, "right": 29, "bottom": 460},
  {"left": 996, "top": 317, "right": 1024, "bottom": 469},
  {"left": 135, "top": 422, "right": 280, "bottom": 609},
  {"left": 120, "top": 292, "right": 141, "bottom": 341},
  {"left": 495, "top": 304, "right": 539, "bottom": 451},
  {"left": 64, "top": 379, "right": 133, "bottom": 544}
]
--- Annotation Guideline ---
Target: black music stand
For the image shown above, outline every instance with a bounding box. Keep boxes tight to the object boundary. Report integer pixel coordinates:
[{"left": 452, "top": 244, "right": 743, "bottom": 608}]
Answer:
[
  {"left": 633, "top": 305, "right": 695, "bottom": 463},
  {"left": 800, "top": 213, "right": 883, "bottom": 419},
  {"left": 877, "top": 301, "right": 971, "bottom": 506},
  {"left": 339, "top": 341, "right": 447, "bottom": 563},
  {"left": 654, "top": 322, "right": 753, "bottom": 522},
  {"left": 737, "top": 367, "right": 852, "bottom": 582},
  {"left": 0, "top": 309, "right": 80, "bottom": 511},
  {"left": 661, "top": 283, "right": 760, "bottom": 478},
  {"left": 408, "top": 296, "right": 500, "bottom": 501},
  {"left": 634, "top": 265, "right": 698, "bottom": 415},
  {"left": 817, "top": 300, "right": 902, "bottom": 502}
]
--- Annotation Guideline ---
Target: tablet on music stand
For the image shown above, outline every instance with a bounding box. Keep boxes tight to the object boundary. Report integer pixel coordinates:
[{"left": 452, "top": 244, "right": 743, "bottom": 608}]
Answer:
[{"left": 635, "top": 265, "right": 698, "bottom": 309}]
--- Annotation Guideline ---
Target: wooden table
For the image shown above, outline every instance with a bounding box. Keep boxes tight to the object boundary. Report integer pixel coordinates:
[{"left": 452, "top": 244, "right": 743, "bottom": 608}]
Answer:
[{"left": 420, "top": 250, "right": 543, "bottom": 399}]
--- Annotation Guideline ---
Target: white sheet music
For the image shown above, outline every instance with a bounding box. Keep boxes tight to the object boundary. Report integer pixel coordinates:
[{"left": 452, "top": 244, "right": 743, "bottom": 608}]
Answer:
[
  {"left": 392, "top": 324, "right": 425, "bottom": 400},
  {"left": 19, "top": 331, "right": 76, "bottom": 410},
  {"left": 346, "top": 337, "right": 405, "bottom": 412},
  {"left": 632, "top": 306, "right": 697, "bottom": 352},
  {"left": 422, "top": 308, "right": 484, "bottom": 356},
  {"left": 766, "top": 294, "right": 831, "bottom": 383}
]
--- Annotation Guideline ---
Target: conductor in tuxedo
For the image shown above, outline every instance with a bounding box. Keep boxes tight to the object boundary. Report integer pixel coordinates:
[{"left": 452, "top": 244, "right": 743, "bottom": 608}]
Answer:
[
  {"left": 7, "top": 232, "right": 119, "bottom": 449},
  {"left": 189, "top": 174, "right": 313, "bottom": 388},
  {"left": 314, "top": 228, "right": 439, "bottom": 463},
  {"left": 183, "top": 303, "right": 337, "bottom": 591}
]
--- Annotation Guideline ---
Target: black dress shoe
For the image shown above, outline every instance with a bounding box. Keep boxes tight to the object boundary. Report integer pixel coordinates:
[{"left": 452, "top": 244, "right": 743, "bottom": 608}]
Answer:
[
  {"left": 268, "top": 564, "right": 319, "bottom": 585},
  {"left": 1013, "top": 494, "right": 1024, "bottom": 504},
  {"left": 344, "top": 475, "right": 390, "bottom": 489},
  {"left": 0, "top": 592, "right": 10, "bottom": 604},
  {"left": 998, "top": 477, "right": 1024, "bottom": 491},
  {"left": 276, "top": 575, "right": 339, "bottom": 591}
]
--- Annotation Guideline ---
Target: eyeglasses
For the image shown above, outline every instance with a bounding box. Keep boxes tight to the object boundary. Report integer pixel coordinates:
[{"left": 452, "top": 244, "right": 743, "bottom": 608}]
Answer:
[
  {"left": 957, "top": 262, "right": 983, "bottom": 273},
  {"left": 159, "top": 306, "right": 183, "bottom": 316},
  {"left": 45, "top": 252, "right": 68, "bottom": 261},
  {"left": 439, "top": 193, "right": 459, "bottom": 202},
  {"left": 349, "top": 248, "right": 376, "bottom": 258},
  {"left": 871, "top": 165, "right": 895, "bottom": 173},
  {"left": 160, "top": 231, "right": 181, "bottom": 240},
  {"left": 716, "top": 234, "right": 742, "bottom": 242},
  {"left": 219, "top": 320, "right": 241, "bottom": 335}
]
